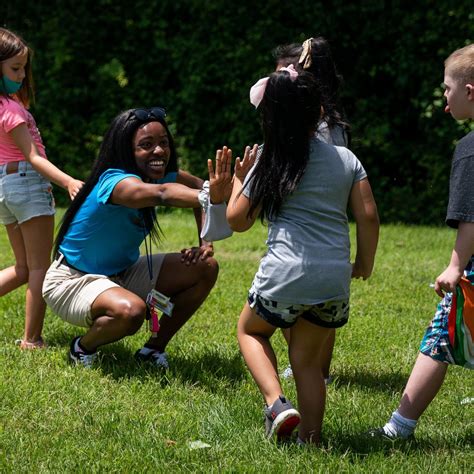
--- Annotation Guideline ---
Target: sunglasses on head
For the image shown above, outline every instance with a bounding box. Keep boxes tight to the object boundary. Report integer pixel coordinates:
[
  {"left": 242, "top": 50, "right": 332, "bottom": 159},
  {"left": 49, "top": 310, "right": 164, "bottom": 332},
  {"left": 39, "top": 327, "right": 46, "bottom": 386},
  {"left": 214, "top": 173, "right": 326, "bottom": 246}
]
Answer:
[{"left": 129, "top": 107, "right": 167, "bottom": 121}]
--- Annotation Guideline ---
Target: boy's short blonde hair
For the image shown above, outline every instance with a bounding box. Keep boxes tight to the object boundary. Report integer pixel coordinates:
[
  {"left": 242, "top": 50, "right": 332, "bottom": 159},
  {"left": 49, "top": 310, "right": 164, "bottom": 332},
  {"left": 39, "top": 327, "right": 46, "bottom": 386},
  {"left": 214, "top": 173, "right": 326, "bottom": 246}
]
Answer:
[{"left": 445, "top": 44, "right": 474, "bottom": 84}]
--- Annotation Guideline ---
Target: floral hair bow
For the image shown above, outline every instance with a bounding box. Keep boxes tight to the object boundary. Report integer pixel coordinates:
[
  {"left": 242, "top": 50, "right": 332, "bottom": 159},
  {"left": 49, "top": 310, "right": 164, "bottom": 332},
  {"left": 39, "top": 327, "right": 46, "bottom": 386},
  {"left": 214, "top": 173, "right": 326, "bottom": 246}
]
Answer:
[{"left": 249, "top": 64, "right": 299, "bottom": 108}]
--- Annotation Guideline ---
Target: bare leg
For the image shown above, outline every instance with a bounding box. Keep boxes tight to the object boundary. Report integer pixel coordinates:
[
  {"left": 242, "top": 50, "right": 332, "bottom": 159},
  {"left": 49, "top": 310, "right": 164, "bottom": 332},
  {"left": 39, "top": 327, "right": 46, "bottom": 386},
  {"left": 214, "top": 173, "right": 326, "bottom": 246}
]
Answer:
[
  {"left": 0, "top": 223, "right": 29, "bottom": 296},
  {"left": 19, "top": 216, "right": 54, "bottom": 342},
  {"left": 79, "top": 254, "right": 218, "bottom": 354},
  {"left": 237, "top": 302, "right": 280, "bottom": 406},
  {"left": 290, "top": 317, "right": 332, "bottom": 444},
  {"left": 80, "top": 287, "right": 147, "bottom": 352},
  {"left": 281, "top": 327, "right": 335, "bottom": 380},
  {"left": 321, "top": 329, "right": 335, "bottom": 379},
  {"left": 281, "top": 327, "right": 290, "bottom": 345},
  {"left": 145, "top": 254, "right": 218, "bottom": 352},
  {"left": 397, "top": 353, "right": 448, "bottom": 420}
]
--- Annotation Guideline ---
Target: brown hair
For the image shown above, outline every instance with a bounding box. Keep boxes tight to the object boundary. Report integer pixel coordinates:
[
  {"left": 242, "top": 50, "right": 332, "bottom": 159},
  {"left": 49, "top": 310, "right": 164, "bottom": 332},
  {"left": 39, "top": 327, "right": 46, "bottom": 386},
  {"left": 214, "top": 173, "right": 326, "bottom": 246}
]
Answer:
[
  {"left": 445, "top": 44, "right": 474, "bottom": 84},
  {"left": 0, "top": 27, "right": 34, "bottom": 107}
]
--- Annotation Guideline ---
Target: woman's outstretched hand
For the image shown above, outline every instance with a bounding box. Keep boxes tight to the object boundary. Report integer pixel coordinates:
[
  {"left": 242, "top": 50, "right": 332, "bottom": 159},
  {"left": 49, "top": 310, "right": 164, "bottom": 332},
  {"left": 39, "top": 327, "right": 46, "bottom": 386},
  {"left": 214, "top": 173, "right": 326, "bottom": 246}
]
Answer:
[
  {"left": 234, "top": 144, "right": 258, "bottom": 181},
  {"left": 208, "top": 146, "right": 233, "bottom": 204}
]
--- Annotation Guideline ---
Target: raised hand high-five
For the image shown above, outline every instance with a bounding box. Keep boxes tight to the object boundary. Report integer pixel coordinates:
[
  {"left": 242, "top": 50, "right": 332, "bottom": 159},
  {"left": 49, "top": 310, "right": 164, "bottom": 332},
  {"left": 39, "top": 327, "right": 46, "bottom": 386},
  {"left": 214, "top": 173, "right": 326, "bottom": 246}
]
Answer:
[
  {"left": 208, "top": 146, "right": 233, "bottom": 204},
  {"left": 234, "top": 144, "right": 258, "bottom": 181}
]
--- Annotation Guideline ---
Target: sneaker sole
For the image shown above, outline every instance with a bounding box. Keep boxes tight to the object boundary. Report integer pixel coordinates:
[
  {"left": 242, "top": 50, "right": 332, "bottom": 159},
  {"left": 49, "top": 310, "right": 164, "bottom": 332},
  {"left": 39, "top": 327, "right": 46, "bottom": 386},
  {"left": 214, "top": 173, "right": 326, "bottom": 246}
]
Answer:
[{"left": 268, "top": 409, "right": 301, "bottom": 439}]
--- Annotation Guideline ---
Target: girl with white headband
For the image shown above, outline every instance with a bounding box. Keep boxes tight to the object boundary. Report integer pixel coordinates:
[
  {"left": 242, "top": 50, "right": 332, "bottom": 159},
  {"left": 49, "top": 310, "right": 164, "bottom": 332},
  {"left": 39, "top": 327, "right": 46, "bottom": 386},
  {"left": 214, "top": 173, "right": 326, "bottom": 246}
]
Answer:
[{"left": 227, "top": 67, "right": 379, "bottom": 444}]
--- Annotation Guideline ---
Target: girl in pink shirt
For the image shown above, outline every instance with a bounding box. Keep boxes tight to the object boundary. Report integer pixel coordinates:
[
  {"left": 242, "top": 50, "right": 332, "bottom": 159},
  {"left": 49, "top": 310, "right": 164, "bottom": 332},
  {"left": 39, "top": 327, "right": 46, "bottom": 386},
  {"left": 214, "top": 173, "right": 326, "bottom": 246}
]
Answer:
[{"left": 0, "top": 27, "right": 83, "bottom": 349}]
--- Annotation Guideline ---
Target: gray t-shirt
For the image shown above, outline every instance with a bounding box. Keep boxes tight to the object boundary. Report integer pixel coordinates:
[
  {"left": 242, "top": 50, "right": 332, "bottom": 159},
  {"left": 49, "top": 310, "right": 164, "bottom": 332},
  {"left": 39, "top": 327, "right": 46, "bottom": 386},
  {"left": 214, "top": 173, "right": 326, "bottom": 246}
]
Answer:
[
  {"left": 446, "top": 130, "right": 474, "bottom": 229},
  {"left": 243, "top": 138, "right": 366, "bottom": 304}
]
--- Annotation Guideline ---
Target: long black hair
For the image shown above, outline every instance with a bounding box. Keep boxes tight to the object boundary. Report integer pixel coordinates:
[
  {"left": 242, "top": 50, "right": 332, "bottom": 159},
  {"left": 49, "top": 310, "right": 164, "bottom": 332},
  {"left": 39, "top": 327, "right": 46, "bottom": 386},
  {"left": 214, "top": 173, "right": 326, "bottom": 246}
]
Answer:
[
  {"left": 247, "top": 70, "right": 320, "bottom": 221},
  {"left": 54, "top": 109, "right": 178, "bottom": 253},
  {"left": 273, "top": 37, "right": 350, "bottom": 137}
]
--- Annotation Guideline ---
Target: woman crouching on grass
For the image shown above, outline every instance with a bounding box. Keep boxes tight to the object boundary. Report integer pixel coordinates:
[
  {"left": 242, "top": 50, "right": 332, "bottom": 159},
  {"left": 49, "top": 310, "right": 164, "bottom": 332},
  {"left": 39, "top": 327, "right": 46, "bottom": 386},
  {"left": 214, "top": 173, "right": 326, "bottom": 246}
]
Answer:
[
  {"left": 42, "top": 107, "right": 232, "bottom": 368},
  {"left": 228, "top": 68, "right": 379, "bottom": 444}
]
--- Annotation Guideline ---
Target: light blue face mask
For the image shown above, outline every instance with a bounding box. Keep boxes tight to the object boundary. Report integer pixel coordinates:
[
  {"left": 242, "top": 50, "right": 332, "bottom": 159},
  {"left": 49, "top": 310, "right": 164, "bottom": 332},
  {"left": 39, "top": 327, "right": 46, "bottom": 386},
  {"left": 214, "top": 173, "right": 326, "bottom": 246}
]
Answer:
[{"left": 0, "top": 76, "right": 22, "bottom": 94}]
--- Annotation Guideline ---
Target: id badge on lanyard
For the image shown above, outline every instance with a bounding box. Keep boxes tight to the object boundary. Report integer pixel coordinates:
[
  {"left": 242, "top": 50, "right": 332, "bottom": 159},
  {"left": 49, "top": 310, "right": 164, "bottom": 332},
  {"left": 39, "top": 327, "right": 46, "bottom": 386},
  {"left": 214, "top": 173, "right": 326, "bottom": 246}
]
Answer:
[{"left": 143, "top": 221, "right": 174, "bottom": 337}]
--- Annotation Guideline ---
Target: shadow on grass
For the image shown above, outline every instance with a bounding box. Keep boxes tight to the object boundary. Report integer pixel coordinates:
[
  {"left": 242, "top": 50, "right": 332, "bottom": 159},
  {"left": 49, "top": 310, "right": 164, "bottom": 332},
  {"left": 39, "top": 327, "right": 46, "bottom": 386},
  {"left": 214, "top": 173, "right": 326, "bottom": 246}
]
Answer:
[
  {"left": 45, "top": 330, "right": 408, "bottom": 394},
  {"left": 331, "top": 368, "right": 408, "bottom": 393},
  {"left": 44, "top": 329, "right": 414, "bottom": 405},
  {"left": 321, "top": 430, "right": 473, "bottom": 457},
  {"left": 273, "top": 428, "right": 473, "bottom": 457},
  {"left": 166, "top": 350, "right": 247, "bottom": 383},
  {"left": 43, "top": 328, "right": 77, "bottom": 348},
  {"left": 99, "top": 344, "right": 247, "bottom": 390},
  {"left": 44, "top": 331, "right": 247, "bottom": 390}
]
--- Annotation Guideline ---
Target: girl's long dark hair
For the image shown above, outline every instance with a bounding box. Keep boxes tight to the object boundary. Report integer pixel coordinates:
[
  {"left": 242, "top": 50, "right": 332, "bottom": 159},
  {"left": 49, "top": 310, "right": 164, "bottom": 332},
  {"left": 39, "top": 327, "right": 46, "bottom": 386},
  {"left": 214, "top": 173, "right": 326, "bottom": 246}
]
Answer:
[
  {"left": 54, "top": 109, "right": 178, "bottom": 253},
  {"left": 273, "top": 37, "right": 350, "bottom": 138},
  {"left": 248, "top": 70, "right": 320, "bottom": 221}
]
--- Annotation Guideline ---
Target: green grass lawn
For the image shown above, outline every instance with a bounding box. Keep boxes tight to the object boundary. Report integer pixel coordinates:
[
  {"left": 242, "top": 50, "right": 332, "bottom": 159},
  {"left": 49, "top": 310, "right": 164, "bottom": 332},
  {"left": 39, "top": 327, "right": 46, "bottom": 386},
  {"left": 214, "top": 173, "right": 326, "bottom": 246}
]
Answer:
[{"left": 0, "top": 209, "right": 472, "bottom": 472}]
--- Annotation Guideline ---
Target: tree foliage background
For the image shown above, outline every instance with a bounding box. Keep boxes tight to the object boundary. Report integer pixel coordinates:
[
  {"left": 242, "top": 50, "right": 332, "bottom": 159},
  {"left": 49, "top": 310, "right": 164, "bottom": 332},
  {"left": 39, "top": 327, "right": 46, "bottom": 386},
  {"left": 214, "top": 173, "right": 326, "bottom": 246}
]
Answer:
[{"left": 1, "top": 1, "right": 473, "bottom": 223}]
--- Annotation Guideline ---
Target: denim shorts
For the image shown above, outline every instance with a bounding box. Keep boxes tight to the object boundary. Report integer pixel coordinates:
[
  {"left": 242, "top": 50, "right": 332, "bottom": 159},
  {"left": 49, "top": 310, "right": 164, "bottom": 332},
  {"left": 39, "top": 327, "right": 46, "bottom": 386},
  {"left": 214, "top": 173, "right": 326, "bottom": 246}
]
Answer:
[
  {"left": 248, "top": 291, "right": 350, "bottom": 329},
  {"left": 0, "top": 161, "right": 55, "bottom": 225}
]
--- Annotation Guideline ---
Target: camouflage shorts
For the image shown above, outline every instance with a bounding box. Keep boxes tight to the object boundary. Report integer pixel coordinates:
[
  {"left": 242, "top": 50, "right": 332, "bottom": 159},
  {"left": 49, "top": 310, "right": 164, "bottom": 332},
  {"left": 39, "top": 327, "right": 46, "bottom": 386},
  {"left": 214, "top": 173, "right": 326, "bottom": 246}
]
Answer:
[{"left": 248, "top": 292, "right": 349, "bottom": 329}]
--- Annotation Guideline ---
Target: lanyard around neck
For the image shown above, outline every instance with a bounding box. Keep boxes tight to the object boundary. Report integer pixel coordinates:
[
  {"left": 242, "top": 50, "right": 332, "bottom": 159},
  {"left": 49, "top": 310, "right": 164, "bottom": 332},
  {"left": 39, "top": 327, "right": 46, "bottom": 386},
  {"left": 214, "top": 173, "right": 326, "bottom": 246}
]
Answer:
[{"left": 142, "top": 219, "right": 153, "bottom": 282}]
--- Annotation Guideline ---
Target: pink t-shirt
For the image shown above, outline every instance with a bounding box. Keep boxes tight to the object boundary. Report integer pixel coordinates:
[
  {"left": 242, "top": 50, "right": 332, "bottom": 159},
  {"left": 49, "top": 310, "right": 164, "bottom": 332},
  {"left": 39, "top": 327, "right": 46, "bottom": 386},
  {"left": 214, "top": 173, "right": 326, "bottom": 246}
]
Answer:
[{"left": 0, "top": 96, "right": 47, "bottom": 164}]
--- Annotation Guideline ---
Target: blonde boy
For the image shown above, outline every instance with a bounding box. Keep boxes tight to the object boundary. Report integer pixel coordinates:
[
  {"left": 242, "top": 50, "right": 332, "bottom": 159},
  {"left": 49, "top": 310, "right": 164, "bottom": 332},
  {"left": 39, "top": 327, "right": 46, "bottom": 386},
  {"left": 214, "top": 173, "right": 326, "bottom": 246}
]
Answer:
[{"left": 371, "top": 44, "right": 474, "bottom": 440}]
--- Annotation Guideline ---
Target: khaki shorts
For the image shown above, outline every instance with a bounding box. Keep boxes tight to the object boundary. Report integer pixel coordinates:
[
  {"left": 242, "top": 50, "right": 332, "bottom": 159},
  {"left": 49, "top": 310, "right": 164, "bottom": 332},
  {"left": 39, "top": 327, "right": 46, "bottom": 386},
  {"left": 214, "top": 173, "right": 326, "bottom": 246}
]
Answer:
[{"left": 42, "top": 253, "right": 165, "bottom": 327}]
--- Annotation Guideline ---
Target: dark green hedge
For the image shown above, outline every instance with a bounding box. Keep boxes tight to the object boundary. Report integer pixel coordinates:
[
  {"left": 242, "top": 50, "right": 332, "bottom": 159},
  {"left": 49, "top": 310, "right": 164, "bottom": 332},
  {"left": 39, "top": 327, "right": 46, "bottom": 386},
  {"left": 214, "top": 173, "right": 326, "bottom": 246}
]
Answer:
[{"left": 2, "top": 1, "right": 472, "bottom": 223}]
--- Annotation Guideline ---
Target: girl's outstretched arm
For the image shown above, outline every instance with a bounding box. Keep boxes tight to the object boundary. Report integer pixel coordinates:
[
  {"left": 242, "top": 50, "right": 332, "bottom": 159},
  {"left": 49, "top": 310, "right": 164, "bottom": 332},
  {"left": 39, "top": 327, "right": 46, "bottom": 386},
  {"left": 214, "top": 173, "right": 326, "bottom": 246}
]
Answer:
[
  {"left": 349, "top": 178, "right": 379, "bottom": 279},
  {"left": 227, "top": 145, "right": 259, "bottom": 232},
  {"left": 10, "top": 123, "right": 83, "bottom": 199}
]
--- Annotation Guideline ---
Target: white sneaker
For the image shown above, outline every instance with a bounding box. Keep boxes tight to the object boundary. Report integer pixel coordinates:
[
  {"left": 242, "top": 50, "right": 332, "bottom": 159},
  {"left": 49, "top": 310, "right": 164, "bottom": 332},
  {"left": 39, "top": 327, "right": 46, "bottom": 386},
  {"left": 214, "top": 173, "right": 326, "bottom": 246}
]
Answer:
[
  {"left": 69, "top": 336, "right": 98, "bottom": 368},
  {"left": 280, "top": 365, "right": 293, "bottom": 379}
]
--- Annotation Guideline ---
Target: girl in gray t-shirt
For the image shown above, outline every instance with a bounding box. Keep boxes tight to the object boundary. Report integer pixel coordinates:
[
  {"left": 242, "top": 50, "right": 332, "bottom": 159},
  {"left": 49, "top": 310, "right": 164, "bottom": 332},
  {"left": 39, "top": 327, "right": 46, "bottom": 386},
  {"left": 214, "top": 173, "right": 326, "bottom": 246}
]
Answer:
[
  {"left": 274, "top": 36, "right": 350, "bottom": 382},
  {"left": 227, "top": 66, "right": 379, "bottom": 445}
]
